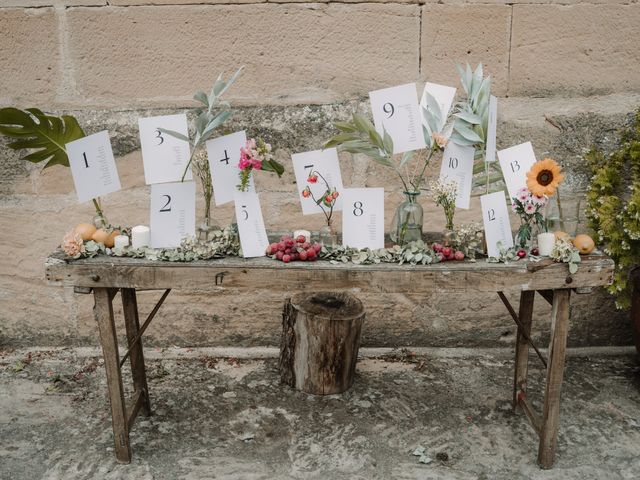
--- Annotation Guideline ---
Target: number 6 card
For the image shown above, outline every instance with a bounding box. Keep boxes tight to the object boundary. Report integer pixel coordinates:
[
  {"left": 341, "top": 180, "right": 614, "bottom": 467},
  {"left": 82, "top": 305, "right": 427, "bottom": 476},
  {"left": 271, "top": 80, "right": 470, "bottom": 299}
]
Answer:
[
  {"left": 66, "top": 130, "right": 121, "bottom": 204},
  {"left": 369, "top": 83, "right": 426, "bottom": 154},
  {"left": 341, "top": 188, "right": 385, "bottom": 250},
  {"left": 150, "top": 181, "right": 196, "bottom": 248}
]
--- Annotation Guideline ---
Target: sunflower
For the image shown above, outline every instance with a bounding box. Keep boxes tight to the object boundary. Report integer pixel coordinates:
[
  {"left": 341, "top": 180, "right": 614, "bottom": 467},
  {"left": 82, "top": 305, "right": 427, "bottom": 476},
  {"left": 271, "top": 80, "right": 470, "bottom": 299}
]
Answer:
[{"left": 526, "top": 158, "right": 564, "bottom": 197}]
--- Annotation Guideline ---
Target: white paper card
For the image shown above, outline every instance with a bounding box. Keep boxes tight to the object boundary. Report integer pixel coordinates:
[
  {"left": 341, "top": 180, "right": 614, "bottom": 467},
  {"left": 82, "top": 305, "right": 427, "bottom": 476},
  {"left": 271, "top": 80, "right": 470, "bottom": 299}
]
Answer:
[
  {"left": 481, "top": 191, "right": 513, "bottom": 258},
  {"left": 149, "top": 181, "right": 196, "bottom": 249},
  {"left": 439, "top": 142, "right": 475, "bottom": 210},
  {"left": 292, "top": 148, "right": 344, "bottom": 215},
  {"left": 66, "top": 131, "right": 121, "bottom": 204},
  {"left": 233, "top": 191, "right": 269, "bottom": 258},
  {"left": 485, "top": 95, "right": 498, "bottom": 162},
  {"left": 421, "top": 82, "right": 457, "bottom": 132},
  {"left": 138, "top": 114, "right": 192, "bottom": 184},
  {"left": 497, "top": 141, "right": 537, "bottom": 201},
  {"left": 341, "top": 188, "right": 384, "bottom": 250},
  {"left": 206, "top": 131, "right": 254, "bottom": 206},
  {"left": 369, "top": 83, "right": 426, "bottom": 154}
]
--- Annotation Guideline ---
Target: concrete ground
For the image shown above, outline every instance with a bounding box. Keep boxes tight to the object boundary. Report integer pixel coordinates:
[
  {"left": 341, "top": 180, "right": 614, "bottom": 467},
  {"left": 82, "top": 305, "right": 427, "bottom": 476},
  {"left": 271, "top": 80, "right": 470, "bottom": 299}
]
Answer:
[{"left": 1, "top": 346, "right": 639, "bottom": 480}]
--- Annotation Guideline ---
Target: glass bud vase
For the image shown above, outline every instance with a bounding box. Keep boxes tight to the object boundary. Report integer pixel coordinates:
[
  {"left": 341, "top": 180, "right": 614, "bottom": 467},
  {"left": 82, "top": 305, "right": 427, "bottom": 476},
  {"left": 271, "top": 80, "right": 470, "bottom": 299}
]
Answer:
[
  {"left": 319, "top": 220, "right": 338, "bottom": 248},
  {"left": 390, "top": 191, "right": 423, "bottom": 245}
]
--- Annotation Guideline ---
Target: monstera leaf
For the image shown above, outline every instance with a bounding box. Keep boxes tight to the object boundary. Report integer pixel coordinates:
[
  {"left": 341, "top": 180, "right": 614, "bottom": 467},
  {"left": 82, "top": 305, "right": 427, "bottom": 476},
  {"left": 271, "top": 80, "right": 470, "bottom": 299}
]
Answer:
[{"left": 0, "top": 107, "right": 85, "bottom": 168}]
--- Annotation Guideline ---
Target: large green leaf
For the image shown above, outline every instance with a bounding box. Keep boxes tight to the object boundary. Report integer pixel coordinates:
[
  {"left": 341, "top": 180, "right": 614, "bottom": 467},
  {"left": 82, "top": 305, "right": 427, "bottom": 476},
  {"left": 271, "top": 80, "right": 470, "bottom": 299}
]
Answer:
[{"left": 0, "top": 107, "right": 85, "bottom": 168}]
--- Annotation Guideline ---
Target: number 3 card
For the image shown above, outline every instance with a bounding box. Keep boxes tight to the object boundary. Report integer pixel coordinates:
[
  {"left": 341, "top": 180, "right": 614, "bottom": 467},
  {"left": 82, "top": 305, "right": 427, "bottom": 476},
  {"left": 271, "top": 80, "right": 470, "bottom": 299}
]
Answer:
[
  {"left": 497, "top": 141, "right": 537, "bottom": 201},
  {"left": 369, "top": 83, "right": 426, "bottom": 154},
  {"left": 480, "top": 191, "right": 513, "bottom": 258},
  {"left": 207, "top": 131, "right": 254, "bottom": 206},
  {"left": 138, "top": 114, "right": 192, "bottom": 184},
  {"left": 233, "top": 191, "right": 269, "bottom": 258},
  {"left": 439, "top": 142, "right": 475, "bottom": 209},
  {"left": 292, "top": 148, "right": 344, "bottom": 215},
  {"left": 150, "top": 181, "right": 196, "bottom": 249},
  {"left": 341, "top": 188, "right": 385, "bottom": 250},
  {"left": 66, "top": 130, "right": 121, "bottom": 204}
]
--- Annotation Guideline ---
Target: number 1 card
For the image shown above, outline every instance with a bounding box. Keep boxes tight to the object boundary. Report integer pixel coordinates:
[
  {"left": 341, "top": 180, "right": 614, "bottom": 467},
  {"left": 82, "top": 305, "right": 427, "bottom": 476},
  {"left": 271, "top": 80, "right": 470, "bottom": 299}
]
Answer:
[
  {"left": 150, "top": 181, "right": 196, "bottom": 249},
  {"left": 66, "top": 130, "right": 121, "bottom": 204},
  {"left": 497, "top": 141, "right": 537, "bottom": 201},
  {"left": 369, "top": 83, "right": 426, "bottom": 154},
  {"left": 138, "top": 114, "right": 192, "bottom": 184},
  {"left": 480, "top": 191, "right": 514, "bottom": 258},
  {"left": 341, "top": 188, "right": 385, "bottom": 250}
]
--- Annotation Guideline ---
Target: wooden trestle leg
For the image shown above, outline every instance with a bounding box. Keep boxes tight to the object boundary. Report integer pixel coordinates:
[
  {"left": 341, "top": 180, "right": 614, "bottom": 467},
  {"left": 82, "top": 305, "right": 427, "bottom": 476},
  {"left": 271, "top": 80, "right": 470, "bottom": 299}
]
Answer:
[
  {"left": 93, "top": 287, "right": 132, "bottom": 464},
  {"left": 122, "top": 288, "right": 151, "bottom": 418},
  {"left": 537, "top": 289, "right": 571, "bottom": 469},
  {"left": 513, "top": 290, "right": 535, "bottom": 407}
]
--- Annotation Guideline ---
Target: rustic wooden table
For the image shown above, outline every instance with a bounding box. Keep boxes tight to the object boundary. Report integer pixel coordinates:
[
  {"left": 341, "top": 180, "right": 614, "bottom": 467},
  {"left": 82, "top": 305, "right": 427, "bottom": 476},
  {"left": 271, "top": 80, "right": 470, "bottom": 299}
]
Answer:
[{"left": 45, "top": 252, "right": 614, "bottom": 469}]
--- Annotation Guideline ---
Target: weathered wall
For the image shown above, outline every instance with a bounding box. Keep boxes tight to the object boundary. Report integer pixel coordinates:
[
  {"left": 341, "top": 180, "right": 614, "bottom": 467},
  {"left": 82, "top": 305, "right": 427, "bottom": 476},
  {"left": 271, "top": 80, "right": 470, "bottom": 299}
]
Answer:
[{"left": 1, "top": 0, "right": 639, "bottom": 348}]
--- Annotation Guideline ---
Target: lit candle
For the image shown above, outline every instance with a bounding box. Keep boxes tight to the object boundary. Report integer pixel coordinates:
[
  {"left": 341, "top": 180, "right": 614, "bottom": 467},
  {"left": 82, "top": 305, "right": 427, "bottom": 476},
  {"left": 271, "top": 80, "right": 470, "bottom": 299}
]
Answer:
[
  {"left": 537, "top": 232, "right": 556, "bottom": 256},
  {"left": 131, "top": 225, "right": 150, "bottom": 250},
  {"left": 294, "top": 229, "right": 311, "bottom": 242},
  {"left": 114, "top": 235, "right": 130, "bottom": 249}
]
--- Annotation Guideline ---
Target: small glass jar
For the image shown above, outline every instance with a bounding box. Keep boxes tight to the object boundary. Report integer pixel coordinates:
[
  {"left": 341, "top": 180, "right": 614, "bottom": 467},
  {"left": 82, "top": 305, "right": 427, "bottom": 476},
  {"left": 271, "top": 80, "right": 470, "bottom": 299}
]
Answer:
[
  {"left": 390, "top": 191, "right": 423, "bottom": 245},
  {"left": 319, "top": 221, "right": 338, "bottom": 248}
]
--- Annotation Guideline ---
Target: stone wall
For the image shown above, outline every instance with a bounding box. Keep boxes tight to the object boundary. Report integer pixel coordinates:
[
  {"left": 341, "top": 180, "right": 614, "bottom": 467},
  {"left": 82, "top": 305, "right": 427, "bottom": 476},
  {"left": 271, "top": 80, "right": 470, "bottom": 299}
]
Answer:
[{"left": 1, "top": 0, "right": 639, "bottom": 348}]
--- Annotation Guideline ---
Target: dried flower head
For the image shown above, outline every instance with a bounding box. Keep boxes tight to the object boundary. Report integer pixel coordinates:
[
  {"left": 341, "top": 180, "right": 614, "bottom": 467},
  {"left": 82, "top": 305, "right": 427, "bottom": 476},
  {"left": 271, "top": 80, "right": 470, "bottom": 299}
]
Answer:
[
  {"left": 62, "top": 229, "right": 85, "bottom": 258},
  {"left": 431, "top": 132, "right": 448, "bottom": 149}
]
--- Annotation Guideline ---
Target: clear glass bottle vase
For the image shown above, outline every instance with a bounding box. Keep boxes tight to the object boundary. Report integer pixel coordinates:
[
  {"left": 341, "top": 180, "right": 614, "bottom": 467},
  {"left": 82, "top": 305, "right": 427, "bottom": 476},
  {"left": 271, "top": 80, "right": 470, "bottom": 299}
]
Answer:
[
  {"left": 319, "top": 220, "right": 338, "bottom": 248},
  {"left": 390, "top": 191, "right": 424, "bottom": 245}
]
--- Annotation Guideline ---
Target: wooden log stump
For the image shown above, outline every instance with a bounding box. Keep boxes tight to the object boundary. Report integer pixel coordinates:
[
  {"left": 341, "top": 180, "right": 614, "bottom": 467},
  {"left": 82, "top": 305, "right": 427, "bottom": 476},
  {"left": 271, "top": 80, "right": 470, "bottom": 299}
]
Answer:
[{"left": 279, "top": 291, "right": 365, "bottom": 395}]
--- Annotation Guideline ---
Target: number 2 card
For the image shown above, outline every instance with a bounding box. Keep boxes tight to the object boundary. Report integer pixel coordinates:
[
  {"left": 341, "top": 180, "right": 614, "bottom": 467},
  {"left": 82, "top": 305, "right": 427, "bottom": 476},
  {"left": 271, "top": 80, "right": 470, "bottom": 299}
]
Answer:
[
  {"left": 369, "top": 83, "right": 426, "bottom": 154},
  {"left": 66, "top": 130, "right": 122, "bottom": 204},
  {"left": 480, "top": 191, "right": 513, "bottom": 258},
  {"left": 138, "top": 113, "right": 192, "bottom": 184},
  {"left": 341, "top": 188, "right": 385, "bottom": 250},
  {"left": 150, "top": 181, "right": 196, "bottom": 249},
  {"left": 497, "top": 141, "right": 537, "bottom": 201}
]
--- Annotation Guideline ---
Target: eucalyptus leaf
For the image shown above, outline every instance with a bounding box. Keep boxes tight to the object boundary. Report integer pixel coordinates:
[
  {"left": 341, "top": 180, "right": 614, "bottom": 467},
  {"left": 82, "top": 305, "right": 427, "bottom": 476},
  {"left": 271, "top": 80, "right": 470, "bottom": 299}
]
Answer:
[
  {"left": 157, "top": 128, "right": 191, "bottom": 143},
  {"left": 424, "top": 92, "right": 443, "bottom": 131},
  {"left": 382, "top": 129, "right": 394, "bottom": 155},
  {"left": 193, "top": 91, "right": 209, "bottom": 108},
  {"left": 400, "top": 150, "right": 414, "bottom": 168},
  {"left": 454, "top": 110, "right": 482, "bottom": 125},
  {"left": 454, "top": 122, "right": 483, "bottom": 143},
  {"left": 450, "top": 132, "right": 478, "bottom": 147}
]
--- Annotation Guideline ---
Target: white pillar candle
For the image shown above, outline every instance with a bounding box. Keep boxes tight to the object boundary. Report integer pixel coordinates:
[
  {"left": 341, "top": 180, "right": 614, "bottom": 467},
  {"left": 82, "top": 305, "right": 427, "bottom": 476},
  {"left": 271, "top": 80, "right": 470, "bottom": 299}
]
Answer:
[
  {"left": 114, "top": 235, "right": 130, "bottom": 249},
  {"left": 537, "top": 232, "right": 556, "bottom": 256},
  {"left": 294, "top": 229, "right": 311, "bottom": 242},
  {"left": 131, "top": 225, "right": 150, "bottom": 250}
]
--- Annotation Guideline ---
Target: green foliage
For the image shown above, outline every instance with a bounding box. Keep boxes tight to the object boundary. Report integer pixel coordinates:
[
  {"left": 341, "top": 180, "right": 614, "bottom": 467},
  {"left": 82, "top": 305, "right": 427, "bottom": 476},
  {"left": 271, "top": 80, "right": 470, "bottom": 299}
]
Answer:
[
  {"left": 586, "top": 109, "right": 640, "bottom": 308},
  {"left": 319, "top": 239, "right": 440, "bottom": 266},
  {"left": 0, "top": 107, "right": 85, "bottom": 168}
]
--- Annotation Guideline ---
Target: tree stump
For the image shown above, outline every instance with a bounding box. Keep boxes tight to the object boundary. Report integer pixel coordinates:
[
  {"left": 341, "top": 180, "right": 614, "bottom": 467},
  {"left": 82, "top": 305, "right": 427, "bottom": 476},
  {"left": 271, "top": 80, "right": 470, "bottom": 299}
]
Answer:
[{"left": 279, "top": 291, "right": 365, "bottom": 395}]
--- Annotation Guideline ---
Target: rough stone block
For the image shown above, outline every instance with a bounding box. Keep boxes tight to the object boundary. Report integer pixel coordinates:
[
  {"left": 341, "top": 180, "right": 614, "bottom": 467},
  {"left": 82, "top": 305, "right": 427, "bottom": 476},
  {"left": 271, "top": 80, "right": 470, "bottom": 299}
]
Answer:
[
  {"left": 66, "top": 4, "right": 420, "bottom": 107},
  {"left": 421, "top": 4, "right": 511, "bottom": 96},
  {"left": 510, "top": 4, "right": 640, "bottom": 96}
]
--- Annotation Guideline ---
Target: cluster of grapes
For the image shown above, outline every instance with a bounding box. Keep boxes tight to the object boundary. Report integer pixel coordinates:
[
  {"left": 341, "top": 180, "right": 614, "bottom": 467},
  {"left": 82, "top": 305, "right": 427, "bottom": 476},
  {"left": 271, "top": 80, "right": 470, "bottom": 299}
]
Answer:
[
  {"left": 266, "top": 235, "right": 322, "bottom": 263},
  {"left": 432, "top": 243, "right": 465, "bottom": 262}
]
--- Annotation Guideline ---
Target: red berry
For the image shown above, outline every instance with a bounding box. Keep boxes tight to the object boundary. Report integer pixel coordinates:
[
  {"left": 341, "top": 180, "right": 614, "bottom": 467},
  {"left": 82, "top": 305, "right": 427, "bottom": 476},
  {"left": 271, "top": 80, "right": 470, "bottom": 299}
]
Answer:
[
  {"left": 276, "top": 251, "right": 284, "bottom": 260},
  {"left": 291, "top": 253, "right": 299, "bottom": 261},
  {"left": 306, "top": 248, "right": 316, "bottom": 259},
  {"left": 308, "top": 175, "right": 318, "bottom": 183},
  {"left": 296, "top": 235, "right": 306, "bottom": 244},
  {"left": 277, "top": 242, "right": 286, "bottom": 252},
  {"left": 299, "top": 251, "right": 308, "bottom": 261},
  {"left": 446, "top": 253, "right": 455, "bottom": 261},
  {"left": 332, "top": 191, "right": 339, "bottom": 199},
  {"left": 442, "top": 247, "right": 452, "bottom": 257},
  {"left": 282, "top": 254, "right": 291, "bottom": 263},
  {"left": 313, "top": 243, "right": 322, "bottom": 253},
  {"left": 531, "top": 248, "right": 539, "bottom": 256},
  {"left": 432, "top": 243, "right": 443, "bottom": 253},
  {"left": 454, "top": 250, "right": 465, "bottom": 261},
  {"left": 285, "top": 239, "right": 294, "bottom": 247},
  {"left": 302, "top": 242, "right": 310, "bottom": 249},
  {"left": 285, "top": 248, "right": 292, "bottom": 254},
  {"left": 517, "top": 249, "right": 527, "bottom": 258}
]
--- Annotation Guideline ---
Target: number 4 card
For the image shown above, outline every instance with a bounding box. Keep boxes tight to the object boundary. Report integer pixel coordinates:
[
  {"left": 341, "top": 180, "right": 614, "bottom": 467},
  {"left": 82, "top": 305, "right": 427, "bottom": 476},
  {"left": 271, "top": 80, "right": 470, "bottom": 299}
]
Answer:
[
  {"left": 369, "top": 83, "right": 426, "bottom": 154},
  {"left": 497, "top": 141, "right": 537, "bottom": 201},
  {"left": 480, "top": 191, "right": 513, "bottom": 258},
  {"left": 341, "top": 188, "right": 385, "bottom": 250},
  {"left": 138, "top": 113, "right": 192, "bottom": 184},
  {"left": 150, "top": 181, "right": 196, "bottom": 249},
  {"left": 233, "top": 191, "right": 269, "bottom": 258},
  {"left": 207, "top": 131, "right": 254, "bottom": 206},
  {"left": 66, "top": 130, "right": 121, "bottom": 204}
]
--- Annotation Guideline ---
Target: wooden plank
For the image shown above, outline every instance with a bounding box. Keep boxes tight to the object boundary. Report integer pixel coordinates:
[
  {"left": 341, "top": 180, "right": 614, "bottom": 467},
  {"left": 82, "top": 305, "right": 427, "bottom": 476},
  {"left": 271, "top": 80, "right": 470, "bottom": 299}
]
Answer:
[
  {"left": 538, "top": 289, "right": 571, "bottom": 469},
  {"left": 126, "top": 390, "right": 145, "bottom": 429},
  {"left": 93, "top": 288, "right": 131, "bottom": 464},
  {"left": 519, "top": 396, "right": 542, "bottom": 436},
  {"left": 513, "top": 291, "right": 535, "bottom": 407},
  {"left": 121, "top": 288, "right": 151, "bottom": 417}
]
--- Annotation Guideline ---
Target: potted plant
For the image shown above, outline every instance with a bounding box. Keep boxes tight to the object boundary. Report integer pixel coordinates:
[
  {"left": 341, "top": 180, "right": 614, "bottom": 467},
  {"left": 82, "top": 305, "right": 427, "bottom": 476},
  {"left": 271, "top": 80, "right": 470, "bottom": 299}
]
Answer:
[{"left": 585, "top": 108, "right": 640, "bottom": 358}]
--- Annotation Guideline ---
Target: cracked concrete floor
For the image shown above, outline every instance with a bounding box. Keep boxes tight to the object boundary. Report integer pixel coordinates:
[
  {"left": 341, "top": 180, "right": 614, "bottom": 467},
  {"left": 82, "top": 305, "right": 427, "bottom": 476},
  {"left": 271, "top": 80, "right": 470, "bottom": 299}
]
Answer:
[{"left": 0, "top": 347, "right": 639, "bottom": 480}]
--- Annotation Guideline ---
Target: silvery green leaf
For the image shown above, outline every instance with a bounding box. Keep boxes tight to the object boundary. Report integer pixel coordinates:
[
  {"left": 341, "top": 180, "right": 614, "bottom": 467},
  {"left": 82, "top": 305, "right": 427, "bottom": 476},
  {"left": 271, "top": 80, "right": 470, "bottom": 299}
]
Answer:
[
  {"left": 353, "top": 113, "right": 376, "bottom": 134},
  {"left": 450, "top": 132, "right": 477, "bottom": 147},
  {"left": 424, "top": 92, "right": 442, "bottom": 130},
  {"left": 216, "top": 66, "right": 243, "bottom": 99},
  {"left": 456, "top": 64, "right": 469, "bottom": 94},
  {"left": 418, "top": 455, "right": 433, "bottom": 465},
  {"left": 412, "top": 446, "right": 426, "bottom": 456},
  {"left": 454, "top": 122, "right": 483, "bottom": 143},
  {"left": 569, "top": 262, "right": 578, "bottom": 274},
  {"left": 382, "top": 129, "right": 394, "bottom": 154},
  {"left": 213, "top": 79, "right": 226, "bottom": 96},
  {"left": 414, "top": 253, "right": 423, "bottom": 262},
  {"left": 454, "top": 110, "right": 482, "bottom": 125},
  {"left": 334, "top": 121, "right": 358, "bottom": 133},
  {"left": 368, "top": 129, "right": 384, "bottom": 149},
  {"left": 200, "top": 110, "right": 232, "bottom": 141},
  {"left": 193, "top": 91, "right": 209, "bottom": 107},
  {"left": 157, "top": 128, "right": 191, "bottom": 143},
  {"left": 400, "top": 150, "right": 414, "bottom": 167}
]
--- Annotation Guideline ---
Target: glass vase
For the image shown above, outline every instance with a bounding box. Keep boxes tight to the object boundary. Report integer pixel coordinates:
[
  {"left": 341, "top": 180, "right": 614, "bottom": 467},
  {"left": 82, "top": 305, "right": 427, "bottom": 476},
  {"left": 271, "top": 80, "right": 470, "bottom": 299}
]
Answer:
[
  {"left": 319, "top": 220, "right": 338, "bottom": 248},
  {"left": 390, "top": 191, "right": 423, "bottom": 245}
]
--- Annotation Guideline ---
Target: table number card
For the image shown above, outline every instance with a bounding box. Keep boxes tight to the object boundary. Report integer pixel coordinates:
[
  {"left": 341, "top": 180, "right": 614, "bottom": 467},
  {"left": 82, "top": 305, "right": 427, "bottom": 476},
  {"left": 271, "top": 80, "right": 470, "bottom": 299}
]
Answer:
[
  {"left": 233, "top": 191, "right": 269, "bottom": 258},
  {"left": 292, "top": 148, "right": 344, "bottom": 215},
  {"left": 497, "top": 141, "right": 537, "bottom": 201},
  {"left": 480, "top": 191, "right": 514, "bottom": 258},
  {"left": 421, "top": 82, "right": 457, "bottom": 132},
  {"left": 369, "top": 83, "right": 426, "bottom": 154},
  {"left": 66, "top": 131, "right": 121, "bottom": 204},
  {"left": 206, "top": 131, "right": 254, "bottom": 205},
  {"left": 341, "top": 188, "right": 384, "bottom": 250},
  {"left": 485, "top": 95, "right": 498, "bottom": 163},
  {"left": 150, "top": 181, "right": 196, "bottom": 249},
  {"left": 138, "top": 114, "right": 192, "bottom": 184},
  {"left": 439, "top": 142, "right": 475, "bottom": 209}
]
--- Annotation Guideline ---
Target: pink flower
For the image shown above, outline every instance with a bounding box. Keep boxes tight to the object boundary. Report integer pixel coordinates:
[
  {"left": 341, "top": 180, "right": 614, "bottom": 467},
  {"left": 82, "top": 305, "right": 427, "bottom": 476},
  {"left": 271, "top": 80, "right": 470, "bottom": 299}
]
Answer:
[
  {"left": 511, "top": 202, "right": 518, "bottom": 213},
  {"left": 517, "top": 190, "right": 529, "bottom": 202},
  {"left": 531, "top": 195, "right": 547, "bottom": 206},
  {"left": 246, "top": 138, "right": 257, "bottom": 150},
  {"left": 62, "top": 229, "right": 85, "bottom": 258},
  {"left": 251, "top": 159, "right": 262, "bottom": 170},
  {"left": 524, "top": 203, "right": 536, "bottom": 214}
]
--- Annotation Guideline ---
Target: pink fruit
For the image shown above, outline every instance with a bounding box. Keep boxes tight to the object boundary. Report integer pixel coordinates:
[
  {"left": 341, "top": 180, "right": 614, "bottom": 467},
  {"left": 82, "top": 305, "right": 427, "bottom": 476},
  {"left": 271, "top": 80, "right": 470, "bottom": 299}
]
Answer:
[
  {"left": 277, "top": 242, "right": 286, "bottom": 252},
  {"left": 296, "top": 235, "right": 306, "bottom": 244},
  {"left": 276, "top": 251, "right": 284, "bottom": 261},
  {"left": 517, "top": 249, "right": 527, "bottom": 259},
  {"left": 285, "top": 239, "right": 294, "bottom": 248},
  {"left": 291, "top": 253, "right": 299, "bottom": 261},
  {"left": 299, "top": 251, "right": 308, "bottom": 261},
  {"left": 282, "top": 254, "right": 291, "bottom": 263},
  {"left": 432, "top": 243, "right": 444, "bottom": 253},
  {"left": 442, "top": 247, "right": 452, "bottom": 257},
  {"left": 302, "top": 242, "right": 310, "bottom": 250},
  {"left": 454, "top": 251, "right": 465, "bottom": 261},
  {"left": 306, "top": 248, "right": 317, "bottom": 259},
  {"left": 285, "top": 248, "right": 292, "bottom": 254},
  {"left": 446, "top": 253, "right": 455, "bottom": 261},
  {"left": 313, "top": 243, "right": 322, "bottom": 253}
]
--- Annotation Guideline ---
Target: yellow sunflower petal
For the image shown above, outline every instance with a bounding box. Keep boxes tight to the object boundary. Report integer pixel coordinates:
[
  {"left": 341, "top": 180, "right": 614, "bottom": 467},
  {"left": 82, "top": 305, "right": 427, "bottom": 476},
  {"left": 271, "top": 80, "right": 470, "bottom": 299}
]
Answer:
[{"left": 526, "top": 158, "right": 563, "bottom": 197}]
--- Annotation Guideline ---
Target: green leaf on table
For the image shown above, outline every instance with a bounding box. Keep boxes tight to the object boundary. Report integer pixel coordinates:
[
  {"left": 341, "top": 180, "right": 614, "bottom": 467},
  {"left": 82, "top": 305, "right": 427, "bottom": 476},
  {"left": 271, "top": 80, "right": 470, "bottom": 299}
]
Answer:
[
  {"left": 454, "top": 121, "right": 483, "bottom": 143},
  {"left": 454, "top": 110, "right": 482, "bottom": 125},
  {"left": 0, "top": 107, "right": 85, "bottom": 168}
]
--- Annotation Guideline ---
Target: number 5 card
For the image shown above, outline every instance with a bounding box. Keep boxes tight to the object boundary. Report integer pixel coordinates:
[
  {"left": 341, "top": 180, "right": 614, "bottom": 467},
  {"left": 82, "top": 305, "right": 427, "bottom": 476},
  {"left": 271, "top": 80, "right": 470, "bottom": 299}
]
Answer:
[
  {"left": 497, "top": 141, "right": 537, "bottom": 201},
  {"left": 233, "top": 191, "right": 269, "bottom": 258},
  {"left": 150, "top": 181, "right": 196, "bottom": 249},
  {"left": 66, "top": 130, "right": 121, "bottom": 204},
  {"left": 138, "top": 113, "right": 192, "bottom": 184},
  {"left": 369, "top": 83, "right": 426, "bottom": 154},
  {"left": 341, "top": 188, "right": 385, "bottom": 250}
]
